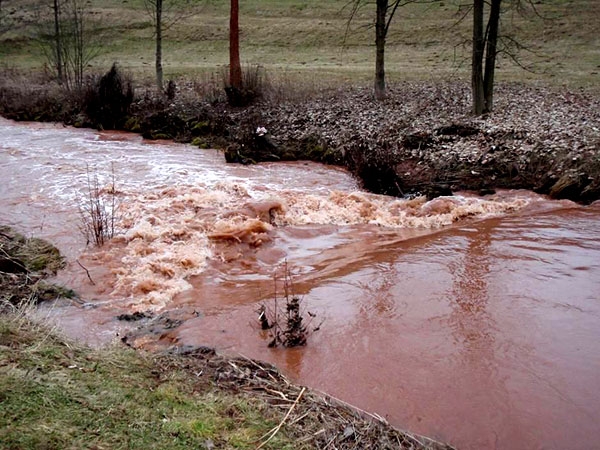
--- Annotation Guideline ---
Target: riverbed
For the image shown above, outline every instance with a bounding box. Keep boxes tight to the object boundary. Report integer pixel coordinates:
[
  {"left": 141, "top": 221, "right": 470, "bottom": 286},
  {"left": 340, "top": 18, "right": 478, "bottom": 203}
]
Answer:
[{"left": 2, "top": 117, "right": 599, "bottom": 450}]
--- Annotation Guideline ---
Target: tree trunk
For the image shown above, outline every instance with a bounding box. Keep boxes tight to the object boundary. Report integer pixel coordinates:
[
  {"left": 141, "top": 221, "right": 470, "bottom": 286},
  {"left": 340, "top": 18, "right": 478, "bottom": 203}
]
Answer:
[
  {"left": 471, "top": 0, "right": 485, "bottom": 115},
  {"left": 155, "top": 0, "right": 163, "bottom": 90},
  {"left": 229, "top": 0, "right": 242, "bottom": 89},
  {"left": 374, "top": 0, "right": 388, "bottom": 100},
  {"left": 483, "top": 0, "right": 501, "bottom": 113},
  {"left": 53, "top": 0, "right": 63, "bottom": 85}
]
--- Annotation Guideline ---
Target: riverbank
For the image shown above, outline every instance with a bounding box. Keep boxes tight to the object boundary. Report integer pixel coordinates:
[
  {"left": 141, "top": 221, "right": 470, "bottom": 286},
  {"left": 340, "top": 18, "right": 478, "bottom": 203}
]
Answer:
[
  {"left": 2, "top": 71, "right": 599, "bottom": 203},
  {"left": 0, "top": 227, "right": 454, "bottom": 449}
]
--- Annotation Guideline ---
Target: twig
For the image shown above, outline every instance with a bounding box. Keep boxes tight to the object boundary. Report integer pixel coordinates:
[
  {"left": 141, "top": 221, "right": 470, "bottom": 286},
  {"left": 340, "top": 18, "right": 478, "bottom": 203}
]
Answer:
[
  {"left": 237, "top": 353, "right": 290, "bottom": 387},
  {"left": 263, "top": 388, "right": 290, "bottom": 401},
  {"left": 76, "top": 259, "right": 95, "bottom": 285},
  {"left": 256, "top": 386, "right": 306, "bottom": 450},
  {"left": 0, "top": 246, "right": 28, "bottom": 273}
]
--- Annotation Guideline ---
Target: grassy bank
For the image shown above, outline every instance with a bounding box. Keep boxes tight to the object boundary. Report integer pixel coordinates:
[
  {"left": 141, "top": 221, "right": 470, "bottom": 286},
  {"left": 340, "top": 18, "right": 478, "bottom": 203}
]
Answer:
[
  {"left": 1, "top": 0, "right": 599, "bottom": 87},
  {"left": 0, "top": 312, "right": 456, "bottom": 449},
  {"left": 0, "top": 313, "right": 298, "bottom": 449}
]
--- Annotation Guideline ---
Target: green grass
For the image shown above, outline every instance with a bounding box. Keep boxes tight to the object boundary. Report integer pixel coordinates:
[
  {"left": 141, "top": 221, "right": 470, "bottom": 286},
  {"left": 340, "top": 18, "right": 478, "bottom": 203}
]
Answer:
[
  {"left": 0, "top": 0, "right": 598, "bottom": 86},
  {"left": 0, "top": 314, "right": 296, "bottom": 450}
]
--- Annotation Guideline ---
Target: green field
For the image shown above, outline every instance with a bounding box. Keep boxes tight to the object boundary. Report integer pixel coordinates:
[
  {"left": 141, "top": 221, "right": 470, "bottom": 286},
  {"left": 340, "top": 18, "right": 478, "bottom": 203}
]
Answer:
[{"left": 0, "top": 0, "right": 598, "bottom": 87}]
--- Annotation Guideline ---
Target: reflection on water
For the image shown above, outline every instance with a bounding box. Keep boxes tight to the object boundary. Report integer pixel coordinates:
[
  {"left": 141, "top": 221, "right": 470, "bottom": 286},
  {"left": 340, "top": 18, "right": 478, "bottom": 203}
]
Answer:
[
  {"left": 448, "top": 224, "right": 496, "bottom": 356},
  {"left": 2, "top": 118, "right": 600, "bottom": 450}
]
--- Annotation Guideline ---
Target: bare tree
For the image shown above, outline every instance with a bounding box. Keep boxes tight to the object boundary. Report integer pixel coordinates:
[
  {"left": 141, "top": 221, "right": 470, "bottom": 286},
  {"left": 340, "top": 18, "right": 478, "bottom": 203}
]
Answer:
[
  {"left": 471, "top": 0, "right": 485, "bottom": 114},
  {"left": 472, "top": 0, "right": 502, "bottom": 115},
  {"left": 39, "top": 0, "right": 100, "bottom": 89},
  {"left": 52, "top": 0, "right": 63, "bottom": 85},
  {"left": 144, "top": 0, "right": 200, "bottom": 91},
  {"left": 346, "top": 0, "right": 436, "bottom": 100}
]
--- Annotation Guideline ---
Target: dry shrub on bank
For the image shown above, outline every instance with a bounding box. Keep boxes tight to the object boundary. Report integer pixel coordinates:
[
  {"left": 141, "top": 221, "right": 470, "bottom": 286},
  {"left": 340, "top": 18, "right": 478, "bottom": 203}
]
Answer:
[
  {"left": 261, "top": 71, "right": 347, "bottom": 104},
  {"left": 224, "top": 64, "right": 269, "bottom": 107},
  {"left": 190, "top": 65, "right": 341, "bottom": 106},
  {"left": 0, "top": 69, "right": 79, "bottom": 122}
]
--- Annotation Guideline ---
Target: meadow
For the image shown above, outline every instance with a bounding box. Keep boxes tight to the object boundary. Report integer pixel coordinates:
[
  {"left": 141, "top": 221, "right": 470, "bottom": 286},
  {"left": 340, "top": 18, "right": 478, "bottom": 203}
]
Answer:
[{"left": 1, "top": 0, "right": 598, "bottom": 87}]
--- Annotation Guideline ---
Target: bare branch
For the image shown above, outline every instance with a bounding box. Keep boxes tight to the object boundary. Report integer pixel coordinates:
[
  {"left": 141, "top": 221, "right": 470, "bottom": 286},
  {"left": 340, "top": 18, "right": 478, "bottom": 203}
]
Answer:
[{"left": 342, "top": 0, "right": 369, "bottom": 48}]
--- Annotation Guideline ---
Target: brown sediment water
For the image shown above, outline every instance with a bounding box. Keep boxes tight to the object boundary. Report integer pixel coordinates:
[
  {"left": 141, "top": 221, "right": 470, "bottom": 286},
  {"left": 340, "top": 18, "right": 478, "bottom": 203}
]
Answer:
[{"left": 2, "top": 117, "right": 599, "bottom": 450}]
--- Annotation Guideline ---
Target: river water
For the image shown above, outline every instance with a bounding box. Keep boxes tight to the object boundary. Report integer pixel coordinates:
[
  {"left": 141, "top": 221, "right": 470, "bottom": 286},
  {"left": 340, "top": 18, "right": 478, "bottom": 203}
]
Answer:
[{"left": 2, "top": 117, "right": 599, "bottom": 450}]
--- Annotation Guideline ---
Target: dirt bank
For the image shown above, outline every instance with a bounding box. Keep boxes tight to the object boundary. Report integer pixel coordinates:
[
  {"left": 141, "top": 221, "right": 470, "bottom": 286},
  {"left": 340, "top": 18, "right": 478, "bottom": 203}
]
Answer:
[
  {"left": 0, "top": 226, "right": 73, "bottom": 312},
  {"left": 2, "top": 74, "right": 599, "bottom": 203},
  {"left": 216, "top": 83, "right": 600, "bottom": 203}
]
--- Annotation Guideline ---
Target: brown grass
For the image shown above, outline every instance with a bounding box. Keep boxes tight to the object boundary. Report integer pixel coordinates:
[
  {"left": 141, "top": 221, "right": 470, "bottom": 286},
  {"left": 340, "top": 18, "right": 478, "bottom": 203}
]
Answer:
[{"left": 1, "top": 0, "right": 598, "bottom": 87}]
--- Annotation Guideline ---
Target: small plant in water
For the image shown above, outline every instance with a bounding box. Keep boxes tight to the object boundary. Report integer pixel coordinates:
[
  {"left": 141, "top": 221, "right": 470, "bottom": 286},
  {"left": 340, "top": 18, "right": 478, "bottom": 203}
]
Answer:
[
  {"left": 78, "top": 164, "right": 118, "bottom": 246},
  {"left": 258, "top": 262, "right": 322, "bottom": 348}
]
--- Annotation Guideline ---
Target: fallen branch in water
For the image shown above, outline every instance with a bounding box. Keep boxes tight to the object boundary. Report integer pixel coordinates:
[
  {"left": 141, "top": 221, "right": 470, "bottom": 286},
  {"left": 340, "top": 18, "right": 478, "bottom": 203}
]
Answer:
[{"left": 76, "top": 259, "right": 95, "bottom": 285}]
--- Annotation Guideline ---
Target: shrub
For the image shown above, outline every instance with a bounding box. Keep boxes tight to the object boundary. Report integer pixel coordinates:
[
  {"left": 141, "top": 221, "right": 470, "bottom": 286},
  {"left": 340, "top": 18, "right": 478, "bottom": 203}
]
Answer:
[
  {"left": 79, "top": 165, "right": 118, "bottom": 247},
  {"left": 258, "top": 263, "right": 321, "bottom": 348},
  {"left": 83, "top": 63, "right": 133, "bottom": 129},
  {"left": 224, "top": 64, "right": 268, "bottom": 107}
]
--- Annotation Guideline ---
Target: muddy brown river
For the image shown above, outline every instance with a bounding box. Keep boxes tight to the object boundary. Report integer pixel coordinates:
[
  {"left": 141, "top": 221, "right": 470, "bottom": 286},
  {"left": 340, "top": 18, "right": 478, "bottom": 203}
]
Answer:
[{"left": 2, "top": 118, "right": 599, "bottom": 450}]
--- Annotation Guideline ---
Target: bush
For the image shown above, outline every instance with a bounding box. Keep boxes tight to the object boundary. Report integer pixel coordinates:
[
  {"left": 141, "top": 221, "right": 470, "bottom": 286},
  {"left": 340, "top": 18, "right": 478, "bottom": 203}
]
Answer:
[
  {"left": 258, "top": 263, "right": 321, "bottom": 348},
  {"left": 78, "top": 165, "right": 118, "bottom": 247},
  {"left": 83, "top": 63, "right": 133, "bottom": 130},
  {"left": 0, "top": 70, "right": 80, "bottom": 123},
  {"left": 224, "top": 64, "right": 268, "bottom": 107}
]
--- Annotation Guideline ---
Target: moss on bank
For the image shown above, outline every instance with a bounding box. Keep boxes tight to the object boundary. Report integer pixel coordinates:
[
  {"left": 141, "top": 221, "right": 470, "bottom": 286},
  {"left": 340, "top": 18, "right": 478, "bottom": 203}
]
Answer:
[{"left": 0, "top": 226, "right": 71, "bottom": 311}]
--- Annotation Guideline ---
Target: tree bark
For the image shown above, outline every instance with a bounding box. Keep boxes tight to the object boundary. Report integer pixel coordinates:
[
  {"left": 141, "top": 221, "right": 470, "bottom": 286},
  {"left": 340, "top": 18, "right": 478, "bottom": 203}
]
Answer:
[
  {"left": 229, "top": 0, "right": 242, "bottom": 89},
  {"left": 471, "top": 0, "right": 485, "bottom": 115},
  {"left": 374, "top": 0, "right": 388, "bottom": 100},
  {"left": 53, "top": 0, "right": 63, "bottom": 85},
  {"left": 483, "top": 0, "right": 501, "bottom": 113},
  {"left": 155, "top": 0, "right": 163, "bottom": 90}
]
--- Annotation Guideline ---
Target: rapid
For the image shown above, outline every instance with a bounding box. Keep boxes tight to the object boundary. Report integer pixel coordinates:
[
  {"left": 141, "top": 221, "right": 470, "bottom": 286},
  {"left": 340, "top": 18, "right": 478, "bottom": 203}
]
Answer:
[{"left": 2, "top": 117, "right": 599, "bottom": 450}]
